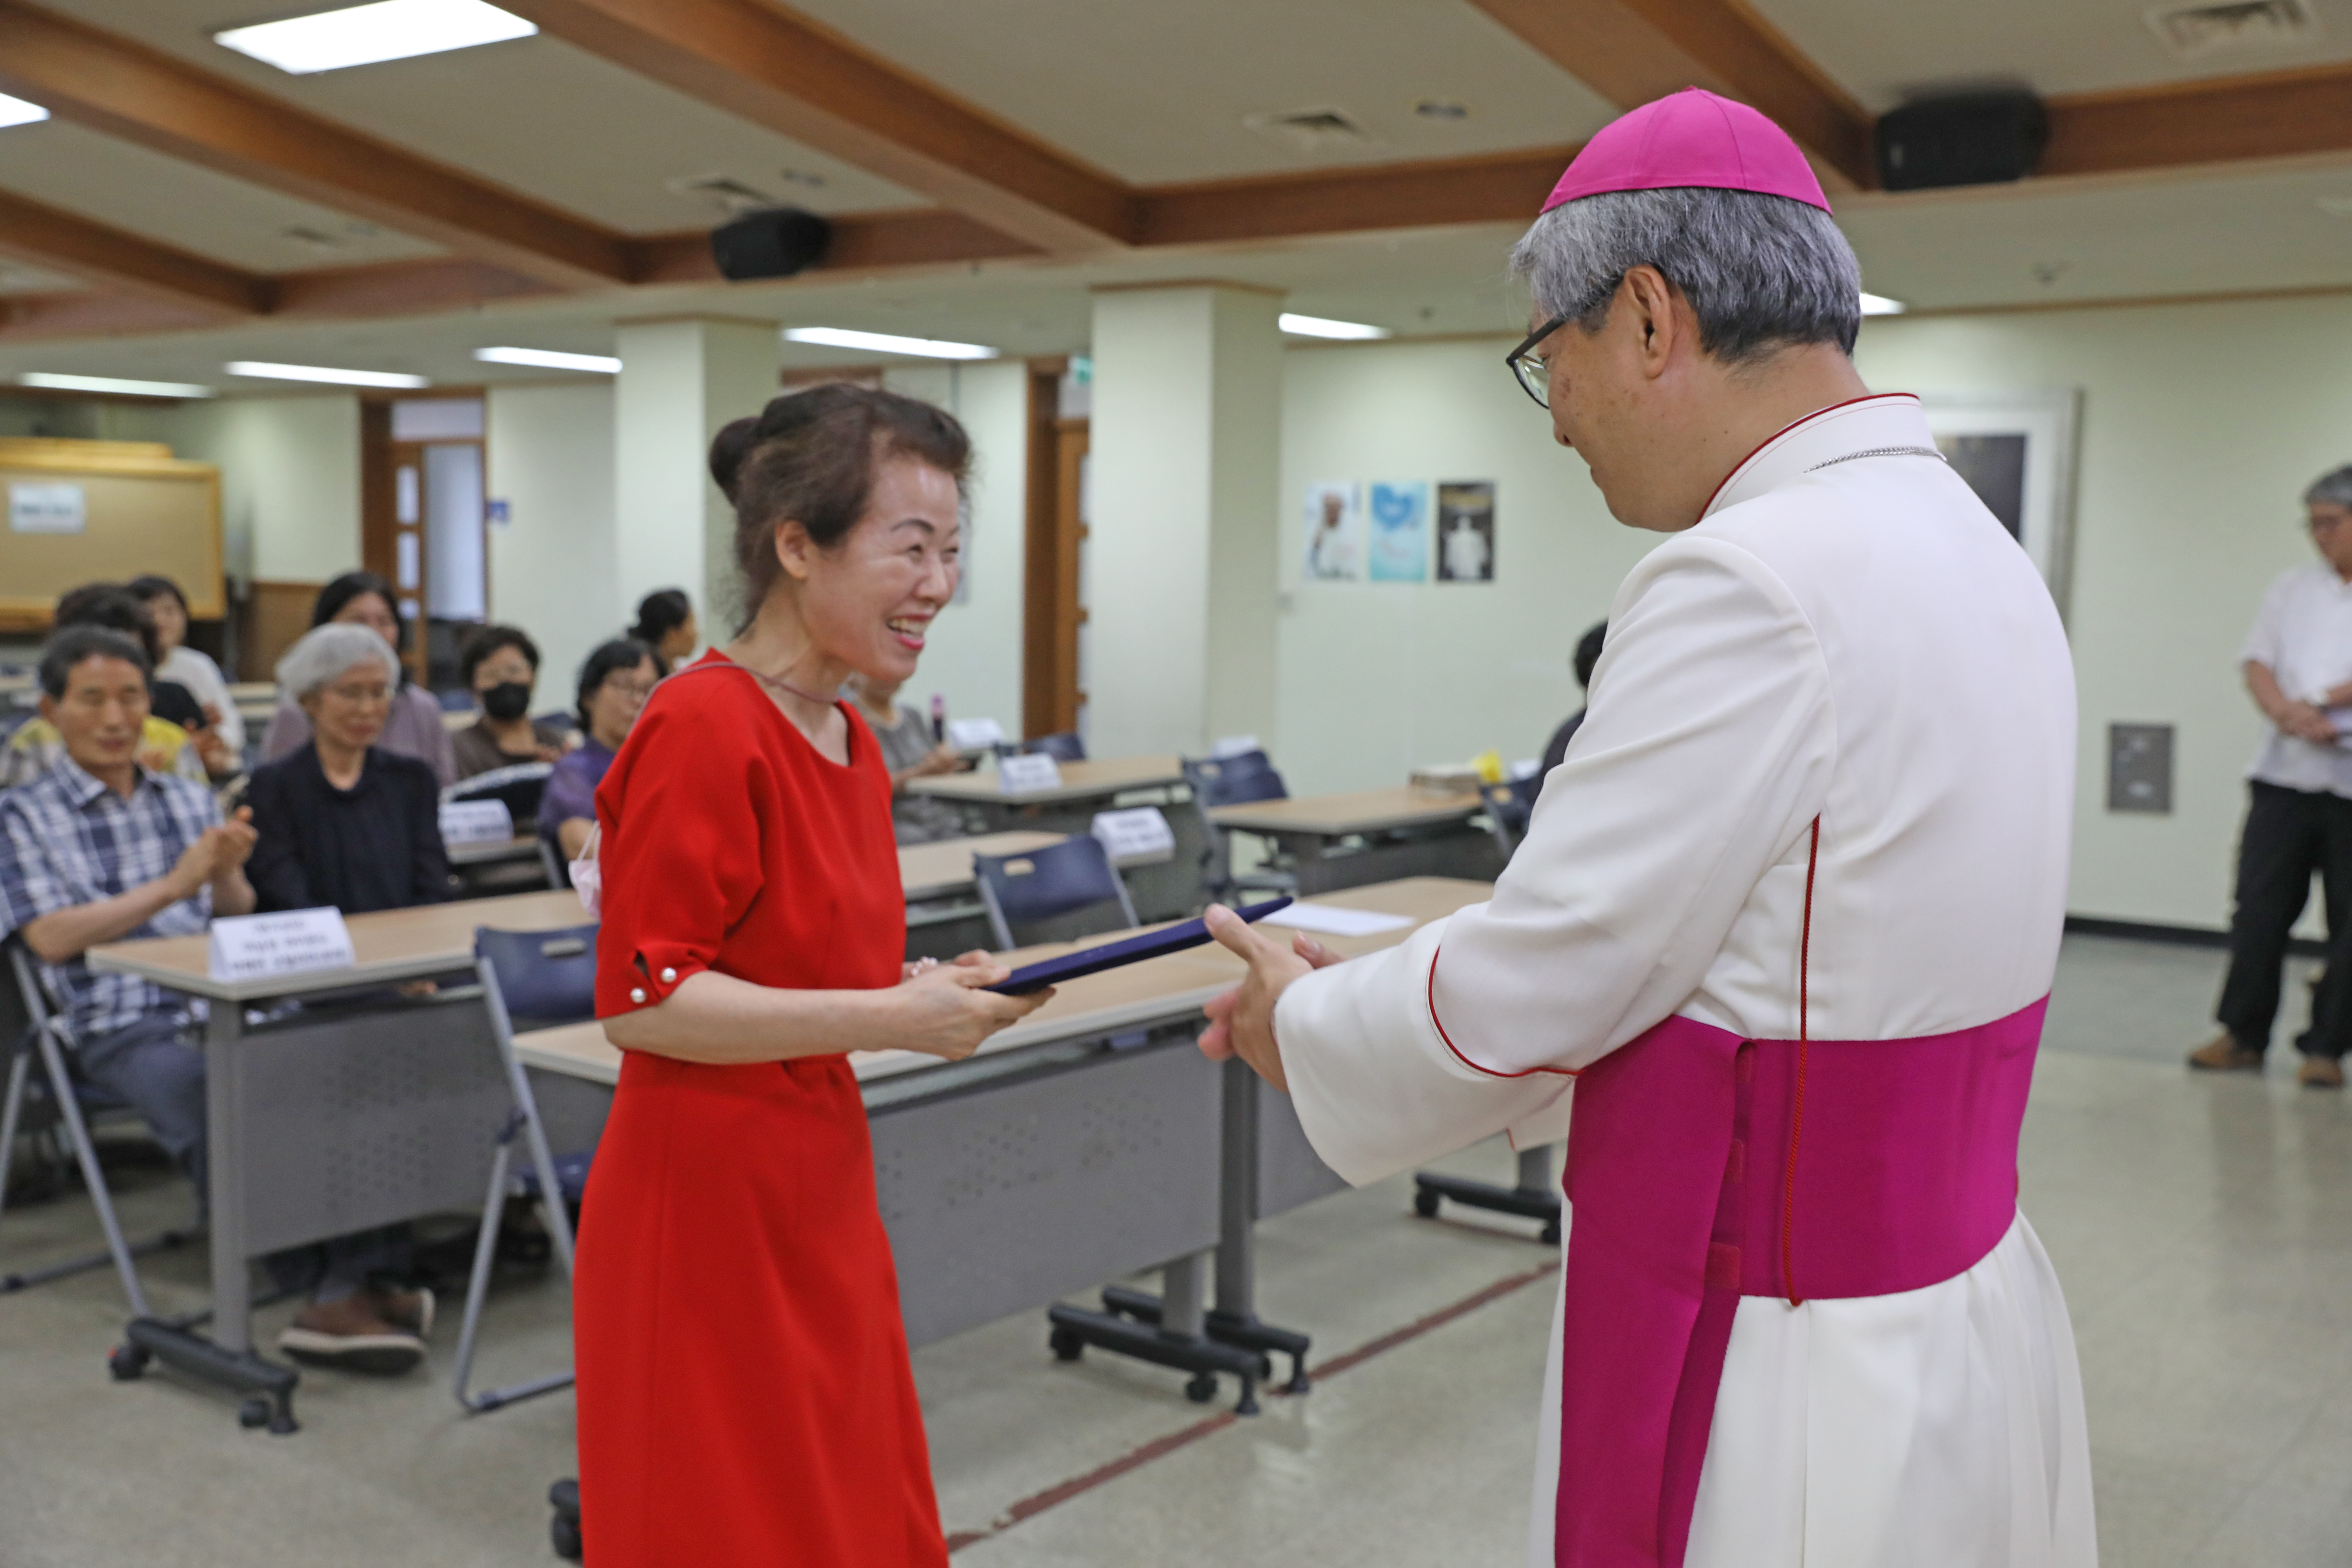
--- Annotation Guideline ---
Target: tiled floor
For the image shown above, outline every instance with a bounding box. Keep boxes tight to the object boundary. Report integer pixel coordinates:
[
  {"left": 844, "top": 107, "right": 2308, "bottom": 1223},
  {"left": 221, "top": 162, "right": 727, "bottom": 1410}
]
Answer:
[{"left": 1, "top": 934, "right": 2346, "bottom": 1566}]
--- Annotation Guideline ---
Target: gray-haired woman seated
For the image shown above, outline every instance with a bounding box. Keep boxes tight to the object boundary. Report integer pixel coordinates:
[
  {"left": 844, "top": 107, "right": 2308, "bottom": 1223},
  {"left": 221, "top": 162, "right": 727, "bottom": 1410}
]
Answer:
[{"left": 245, "top": 623, "right": 449, "bottom": 916}]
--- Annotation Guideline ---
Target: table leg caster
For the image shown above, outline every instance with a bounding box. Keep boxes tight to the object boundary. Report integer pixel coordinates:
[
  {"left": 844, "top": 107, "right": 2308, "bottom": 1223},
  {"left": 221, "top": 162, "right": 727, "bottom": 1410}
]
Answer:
[
  {"left": 1541, "top": 1219, "right": 1562, "bottom": 1245},
  {"left": 108, "top": 1343, "right": 150, "bottom": 1381},
  {"left": 1049, "top": 1325, "right": 1085, "bottom": 1363},
  {"left": 236, "top": 1391, "right": 298, "bottom": 1435},
  {"left": 1184, "top": 1371, "right": 1217, "bottom": 1403},
  {"left": 1413, "top": 1187, "right": 1442, "bottom": 1219}
]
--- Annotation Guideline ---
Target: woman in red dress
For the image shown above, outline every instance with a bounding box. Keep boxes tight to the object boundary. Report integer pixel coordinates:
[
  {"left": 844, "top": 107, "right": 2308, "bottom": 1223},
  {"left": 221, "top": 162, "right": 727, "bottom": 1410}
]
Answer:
[{"left": 575, "top": 385, "right": 1051, "bottom": 1565}]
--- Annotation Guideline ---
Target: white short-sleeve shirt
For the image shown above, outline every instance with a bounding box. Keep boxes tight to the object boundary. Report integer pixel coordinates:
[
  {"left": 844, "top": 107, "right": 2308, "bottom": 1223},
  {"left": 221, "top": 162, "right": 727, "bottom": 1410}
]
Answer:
[{"left": 2240, "top": 563, "right": 2352, "bottom": 793}]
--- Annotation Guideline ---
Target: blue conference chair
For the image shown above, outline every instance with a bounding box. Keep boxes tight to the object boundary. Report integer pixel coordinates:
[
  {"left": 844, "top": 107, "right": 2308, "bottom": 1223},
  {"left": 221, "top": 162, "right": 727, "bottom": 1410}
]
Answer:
[
  {"left": 450, "top": 923, "right": 595, "bottom": 1413},
  {"left": 1021, "top": 731, "right": 1087, "bottom": 763},
  {"left": 0, "top": 942, "right": 197, "bottom": 1313},
  {"left": 973, "top": 836, "right": 1140, "bottom": 950},
  {"left": 1181, "top": 750, "right": 1296, "bottom": 904}
]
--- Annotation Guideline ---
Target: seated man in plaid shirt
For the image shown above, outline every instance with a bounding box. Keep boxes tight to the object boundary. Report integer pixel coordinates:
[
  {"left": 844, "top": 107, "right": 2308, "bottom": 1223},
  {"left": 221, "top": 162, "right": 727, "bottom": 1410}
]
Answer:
[{"left": 0, "top": 625, "right": 431, "bottom": 1373}]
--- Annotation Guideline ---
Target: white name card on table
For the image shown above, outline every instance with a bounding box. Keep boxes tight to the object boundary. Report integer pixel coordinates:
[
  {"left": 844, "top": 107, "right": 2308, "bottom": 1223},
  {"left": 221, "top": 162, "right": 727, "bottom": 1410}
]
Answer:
[
  {"left": 1210, "top": 734, "right": 1262, "bottom": 759},
  {"left": 438, "top": 799, "right": 514, "bottom": 846},
  {"left": 208, "top": 908, "right": 356, "bottom": 983},
  {"left": 9, "top": 480, "right": 85, "bottom": 534},
  {"left": 1262, "top": 902, "right": 1415, "bottom": 938},
  {"left": 947, "top": 717, "right": 1005, "bottom": 750},
  {"left": 995, "top": 752, "right": 1064, "bottom": 794},
  {"left": 1092, "top": 806, "right": 1176, "bottom": 864}
]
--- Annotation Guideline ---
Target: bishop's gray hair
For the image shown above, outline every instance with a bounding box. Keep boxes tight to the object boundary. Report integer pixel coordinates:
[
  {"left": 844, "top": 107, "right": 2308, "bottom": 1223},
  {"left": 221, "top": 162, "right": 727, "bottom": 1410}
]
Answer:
[
  {"left": 1509, "top": 187, "right": 1863, "bottom": 365},
  {"left": 277, "top": 622, "right": 400, "bottom": 700},
  {"left": 2305, "top": 465, "right": 2352, "bottom": 510}
]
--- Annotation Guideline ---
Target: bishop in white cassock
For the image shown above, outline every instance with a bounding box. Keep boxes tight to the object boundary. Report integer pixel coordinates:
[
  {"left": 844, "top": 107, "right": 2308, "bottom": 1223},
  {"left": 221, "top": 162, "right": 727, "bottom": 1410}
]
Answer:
[{"left": 1203, "top": 90, "right": 2097, "bottom": 1568}]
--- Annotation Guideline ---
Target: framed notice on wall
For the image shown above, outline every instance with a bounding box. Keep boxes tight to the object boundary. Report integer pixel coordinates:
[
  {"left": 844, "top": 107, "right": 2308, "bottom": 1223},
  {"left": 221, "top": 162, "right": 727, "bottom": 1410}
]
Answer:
[
  {"left": 1918, "top": 390, "right": 2081, "bottom": 618},
  {"left": 0, "top": 438, "right": 223, "bottom": 634}
]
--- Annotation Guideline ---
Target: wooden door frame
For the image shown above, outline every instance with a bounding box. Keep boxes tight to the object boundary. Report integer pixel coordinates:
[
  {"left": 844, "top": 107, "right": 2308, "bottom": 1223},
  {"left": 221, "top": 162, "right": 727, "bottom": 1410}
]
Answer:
[{"left": 1021, "top": 359, "right": 1087, "bottom": 738}]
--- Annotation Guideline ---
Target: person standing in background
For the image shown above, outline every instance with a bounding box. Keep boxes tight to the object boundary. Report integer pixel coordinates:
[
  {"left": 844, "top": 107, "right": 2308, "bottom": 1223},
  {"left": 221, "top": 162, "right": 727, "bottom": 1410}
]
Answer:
[
  {"left": 259, "top": 573, "right": 455, "bottom": 787},
  {"left": 2189, "top": 464, "right": 2352, "bottom": 1087},
  {"left": 1539, "top": 621, "right": 1608, "bottom": 776},
  {"left": 128, "top": 575, "right": 244, "bottom": 770},
  {"left": 626, "top": 588, "right": 699, "bottom": 677}
]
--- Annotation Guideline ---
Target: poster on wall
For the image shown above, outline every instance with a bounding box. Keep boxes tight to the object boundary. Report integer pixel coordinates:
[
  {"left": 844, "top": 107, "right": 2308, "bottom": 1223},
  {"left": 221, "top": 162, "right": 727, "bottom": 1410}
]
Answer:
[
  {"left": 1919, "top": 389, "right": 2081, "bottom": 617},
  {"left": 1367, "top": 481, "right": 1430, "bottom": 582},
  {"left": 1436, "top": 481, "right": 1496, "bottom": 583},
  {"left": 1302, "top": 480, "right": 1362, "bottom": 581}
]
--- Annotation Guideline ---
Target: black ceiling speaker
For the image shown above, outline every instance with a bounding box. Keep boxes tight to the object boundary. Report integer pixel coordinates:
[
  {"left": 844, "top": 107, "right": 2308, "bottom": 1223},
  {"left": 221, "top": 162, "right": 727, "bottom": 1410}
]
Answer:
[
  {"left": 710, "top": 207, "right": 832, "bottom": 280},
  {"left": 1874, "top": 92, "right": 2047, "bottom": 191}
]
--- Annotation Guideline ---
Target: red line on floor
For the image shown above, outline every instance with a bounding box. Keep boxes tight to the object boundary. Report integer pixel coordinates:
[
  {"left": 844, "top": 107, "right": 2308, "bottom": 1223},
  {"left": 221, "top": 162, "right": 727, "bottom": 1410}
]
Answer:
[{"left": 945, "top": 1257, "right": 1558, "bottom": 1554}]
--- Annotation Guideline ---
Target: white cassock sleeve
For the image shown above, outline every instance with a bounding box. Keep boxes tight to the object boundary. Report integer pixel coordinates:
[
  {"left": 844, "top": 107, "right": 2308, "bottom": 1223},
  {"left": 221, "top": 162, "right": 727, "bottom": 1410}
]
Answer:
[{"left": 1276, "top": 535, "right": 1837, "bottom": 1186}]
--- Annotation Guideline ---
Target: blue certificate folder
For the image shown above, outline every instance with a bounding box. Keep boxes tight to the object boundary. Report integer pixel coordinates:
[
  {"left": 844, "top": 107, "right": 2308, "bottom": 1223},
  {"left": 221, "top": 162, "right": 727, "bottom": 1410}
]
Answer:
[{"left": 984, "top": 897, "right": 1294, "bottom": 995}]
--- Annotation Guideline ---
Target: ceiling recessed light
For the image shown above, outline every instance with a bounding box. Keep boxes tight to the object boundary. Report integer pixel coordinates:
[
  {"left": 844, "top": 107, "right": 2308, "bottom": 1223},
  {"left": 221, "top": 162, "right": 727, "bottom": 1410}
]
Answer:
[
  {"left": 1414, "top": 99, "right": 1471, "bottom": 120},
  {"left": 474, "top": 346, "right": 621, "bottom": 374},
  {"left": 0, "top": 92, "right": 48, "bottom": 130},
  {"left": 783, "top": 327, "right": 997, "bottom": 360},
  {"left": 1859, "top": 292, "right": 1908, "bottom": 316},
  {"left": 225, "top": 360, "right": 429, "bottom": 388},
  {"left": 215, "top": 0, "right": 535, "bottom": 75},
  {"left": 18, "top": 372, "right": 213, "bottom": 398},
  {"left": 1278, "top": 312, "right": 1392, "bottom": 340}
]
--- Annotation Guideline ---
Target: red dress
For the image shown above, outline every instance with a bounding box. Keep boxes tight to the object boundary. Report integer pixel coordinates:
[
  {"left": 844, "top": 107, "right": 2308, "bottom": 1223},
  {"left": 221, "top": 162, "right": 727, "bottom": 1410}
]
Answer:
[{"left": 575, "top": 651, "right": 945, "bottom": 1567}]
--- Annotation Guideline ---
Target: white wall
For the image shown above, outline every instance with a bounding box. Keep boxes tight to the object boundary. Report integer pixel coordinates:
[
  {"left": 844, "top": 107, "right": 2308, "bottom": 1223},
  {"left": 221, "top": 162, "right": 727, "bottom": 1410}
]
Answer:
[
  {"left": 1857, "top": 297, "right": 2352, "bottom": 929},
  {"left": 1275, "top": 338, "right": 1658, "bottom": 796},
  {"left": 486, "top": 381, "right": 619, "bottom": 712},
  {"left": 1273, "top": 296, "right": 2352, "bottom": 931},
  {"left": 882, "top": 360, "right": 1027, "bottom": 734},
  {"left": 167, "top": 393, "right": 362, "bottom": 583}
]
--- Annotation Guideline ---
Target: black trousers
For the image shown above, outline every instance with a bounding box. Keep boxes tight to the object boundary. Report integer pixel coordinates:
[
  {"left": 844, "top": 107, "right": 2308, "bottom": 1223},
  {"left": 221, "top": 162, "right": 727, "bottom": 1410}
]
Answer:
[{"left": 2218, "top": 781, "right": 2352, "bottom": 1059}]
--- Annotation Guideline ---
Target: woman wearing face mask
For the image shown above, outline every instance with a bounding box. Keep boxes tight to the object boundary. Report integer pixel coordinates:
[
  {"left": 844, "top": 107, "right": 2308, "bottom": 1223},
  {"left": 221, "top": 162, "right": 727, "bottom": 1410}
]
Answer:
[
  {"left": 450, "top": 624, "right": 568, "bottom": 778},
  {"left": 574, "top": 385, "right": 1052, "bottom": 1566}
]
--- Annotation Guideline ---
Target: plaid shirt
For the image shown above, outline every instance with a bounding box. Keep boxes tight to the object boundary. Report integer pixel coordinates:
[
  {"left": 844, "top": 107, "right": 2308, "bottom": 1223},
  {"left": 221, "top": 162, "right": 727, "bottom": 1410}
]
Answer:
[{"left": 0, "top": 756, "right": 219, "bottom": 1044}]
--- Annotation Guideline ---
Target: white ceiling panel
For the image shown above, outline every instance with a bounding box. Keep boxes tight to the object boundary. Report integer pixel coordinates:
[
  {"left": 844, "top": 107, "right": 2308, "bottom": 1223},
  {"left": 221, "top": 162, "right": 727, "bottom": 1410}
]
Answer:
[
  {"left": 779, "top": 0, "right": 1620, "bottom": 183},
  {"left": 0, "top": 118, "right": 443, "bottom": 271},
  {"left": 29, "top": 0, "right": 922, "bottom": 231},
  {"left": 1751, "top": 0, "right": 2352, "bottom": 108}
]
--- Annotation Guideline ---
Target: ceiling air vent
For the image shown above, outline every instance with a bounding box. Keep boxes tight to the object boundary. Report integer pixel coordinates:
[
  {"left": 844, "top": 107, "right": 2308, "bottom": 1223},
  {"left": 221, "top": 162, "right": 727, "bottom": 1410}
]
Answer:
[
  {"left": 1242, "top": 106, "right": 1382, "bottom": 155},
  {"left": 2144, "top": 0, "right": 2322, "bottom": 59}
]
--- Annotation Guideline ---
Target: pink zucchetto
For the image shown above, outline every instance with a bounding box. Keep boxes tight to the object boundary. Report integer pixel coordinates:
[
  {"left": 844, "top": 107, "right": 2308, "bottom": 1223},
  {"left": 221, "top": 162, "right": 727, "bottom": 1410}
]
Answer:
[{"left": 1543, "top": 87, "right": 1831, "bottom": 215}]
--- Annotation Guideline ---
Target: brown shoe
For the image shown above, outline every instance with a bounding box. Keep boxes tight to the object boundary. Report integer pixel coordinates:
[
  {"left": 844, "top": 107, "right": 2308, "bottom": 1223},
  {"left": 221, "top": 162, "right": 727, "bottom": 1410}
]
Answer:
[
  {"left": 2300, "top": 1057, "right": 2346, "bottom": 1089},
  {"left": 369, "top": 1284, "right": 435, "bottom": 1338},
  {"left": 278, "top": 1296, "right": 425, "bottom": 1376},
  {"left": 2187, "top": 1034, "right": 2265, "bottom": 1072}
]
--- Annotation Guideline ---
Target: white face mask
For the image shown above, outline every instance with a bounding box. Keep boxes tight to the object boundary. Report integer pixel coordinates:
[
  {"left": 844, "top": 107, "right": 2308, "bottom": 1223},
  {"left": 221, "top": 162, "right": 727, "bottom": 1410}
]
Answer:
[{"left": 569, "top": 822, "right": 601, "bottom": 916}]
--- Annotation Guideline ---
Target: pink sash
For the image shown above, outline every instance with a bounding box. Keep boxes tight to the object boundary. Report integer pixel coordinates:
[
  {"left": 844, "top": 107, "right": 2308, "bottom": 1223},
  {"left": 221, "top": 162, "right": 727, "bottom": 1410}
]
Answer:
[{"left": 1553, "top": 998, "right": 2045, "bottom": 1566}]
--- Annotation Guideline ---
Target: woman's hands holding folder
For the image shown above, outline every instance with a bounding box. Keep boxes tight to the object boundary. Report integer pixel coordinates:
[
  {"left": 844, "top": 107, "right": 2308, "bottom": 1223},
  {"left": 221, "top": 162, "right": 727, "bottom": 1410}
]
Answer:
[
  {"left": 1198, "top": 906, "right": 1343, "bottom": 1092},
  {"left": 894, "top": 952, "right": 1054, "bottom": 1060}
]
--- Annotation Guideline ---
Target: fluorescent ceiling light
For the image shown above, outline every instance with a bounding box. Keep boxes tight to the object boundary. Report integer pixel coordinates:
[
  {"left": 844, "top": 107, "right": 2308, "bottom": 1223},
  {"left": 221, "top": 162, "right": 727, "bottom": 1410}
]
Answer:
[
  {"left": 783, "top": 327, "right": 998, "bottom": 361},
  {"left": 18, "top": 372, "right": 213, "bottom": 399},
  {"left": 0, "top": 93, "right": 48, "bottom": 130},
  {"left": 214, "top": 0, "right": 534, "bottom": 75},
  {"left": 474, "top": 346, "right": 620, "bottom": 374},
  {"left": 225, "top": 360, "right": 429, "bottom": 388},
  {"left": 1279, "top": 312, "right": 1391, "bottom": 340},
  {"left": 1859, "top": 291, "right": 1908, "bottom": 316}
]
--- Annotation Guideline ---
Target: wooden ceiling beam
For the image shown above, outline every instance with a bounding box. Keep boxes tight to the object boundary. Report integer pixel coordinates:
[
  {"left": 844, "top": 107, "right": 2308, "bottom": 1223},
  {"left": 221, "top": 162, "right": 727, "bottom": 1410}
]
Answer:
[
  {"left": 1464, "top": 0, "right": 1875, "bottom": 191},
  {"left": 496, "top": 0, "right": 1136, "bottom": 253},
  {"left": 1138, "top": 147, "right": 1574, "bottom": 248},
  {"left": 0, "top": 290, "right": 226, "bottom": 343},
  {"left": 2040, "top": 62, "right": 2352, "bottom": 179},
  {"left": 0, "top": 0, "right": 631, "bottom": 288},
  {"left": 0, "top": 189, "right": 267, "bottom": 315}
]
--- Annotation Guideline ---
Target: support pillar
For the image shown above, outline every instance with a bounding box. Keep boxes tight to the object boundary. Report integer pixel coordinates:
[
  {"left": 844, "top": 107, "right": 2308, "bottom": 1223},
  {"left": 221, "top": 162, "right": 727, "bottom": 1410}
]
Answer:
[
  {"left": 612, "top": 318, "right": 778, "bottom": 637},
  {"left": 1085, "top": 285, "right": 1282, "bottom": 758}
]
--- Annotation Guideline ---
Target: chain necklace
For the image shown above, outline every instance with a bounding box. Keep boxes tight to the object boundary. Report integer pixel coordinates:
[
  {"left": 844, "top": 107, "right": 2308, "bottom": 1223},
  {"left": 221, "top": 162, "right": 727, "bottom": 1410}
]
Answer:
[{"left": 734, "top": 657, "right": 838, "bottom": 709}]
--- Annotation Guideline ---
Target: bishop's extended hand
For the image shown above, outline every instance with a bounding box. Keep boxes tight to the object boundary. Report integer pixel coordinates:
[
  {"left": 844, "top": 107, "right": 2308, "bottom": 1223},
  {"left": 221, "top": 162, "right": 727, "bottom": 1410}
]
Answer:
[{"left": 1199, "top": 905, "right": 1343, "bottom": 1092}]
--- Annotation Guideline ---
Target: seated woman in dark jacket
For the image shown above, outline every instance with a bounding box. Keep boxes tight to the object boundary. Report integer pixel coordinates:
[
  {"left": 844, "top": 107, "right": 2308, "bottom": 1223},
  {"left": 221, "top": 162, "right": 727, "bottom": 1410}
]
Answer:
[{"left": 246, "top": 624, "right": 449, "bottom": 913}]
